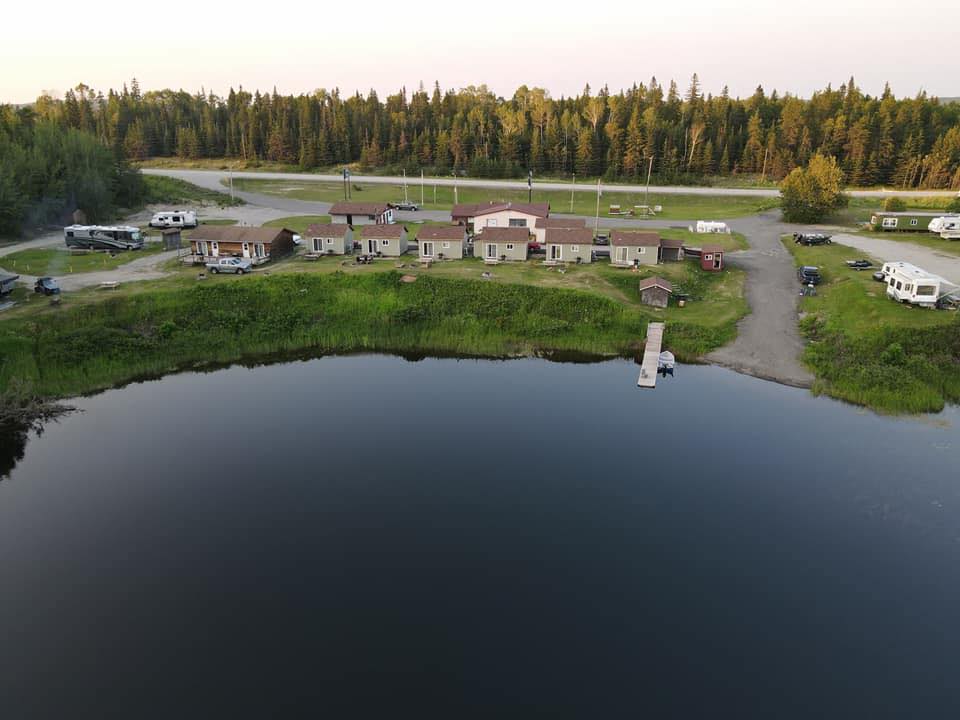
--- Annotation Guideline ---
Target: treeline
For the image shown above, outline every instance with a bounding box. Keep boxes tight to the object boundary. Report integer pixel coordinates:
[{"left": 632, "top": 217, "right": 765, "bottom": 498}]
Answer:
[
  {"left": 27, "top": 76, "right": 960, "bottom": 189},
  {"left": 0, "top": 105, "right": 144, "bottom": 235}
]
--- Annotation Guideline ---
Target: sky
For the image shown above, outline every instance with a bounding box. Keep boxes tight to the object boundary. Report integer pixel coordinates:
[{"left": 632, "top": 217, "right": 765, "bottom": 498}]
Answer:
[{"left": 2, "top": 0, "right": 957, "bottom": 104}]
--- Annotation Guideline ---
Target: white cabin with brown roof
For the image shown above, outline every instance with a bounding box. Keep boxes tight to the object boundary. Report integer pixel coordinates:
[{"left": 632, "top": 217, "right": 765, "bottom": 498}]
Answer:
[
  {"left": 609, "top": 231, "right": 661, "bottom": 267},
  {"left": 544, "top": 228, "right": 594, "bottom": 264},
  {"left": 359, "top": 225, "right": 409, "bottom": 256},
  {"left": 329, "top": 202, "right": 394, "bottom": 225},
  {"left": 187, "top": 226, "right": 296, "bottom": 265},
  {"left": 417, "top": 226, "right": 467, "bottom": 261},
  {"left": 304, "top": 223, "right": 354, "bottom": 255},
  {"left": 476, "top": 227, "right": 529, "bottom": 263},
  {"left": 533, "top": 216, "right": 586, "bottom": 246}
]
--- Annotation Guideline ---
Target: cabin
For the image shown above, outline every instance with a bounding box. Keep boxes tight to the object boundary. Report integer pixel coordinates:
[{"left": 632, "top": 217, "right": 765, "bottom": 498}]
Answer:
[
  {"left": 700, "top": 244, "right": 724, "bottom": 271},
  {"left": 358, "top": 224, "right": 409, "bottom": 256},
  {"left": 533, "top": 217, "right": 586, "bottom": 246},
  {"left": 0, "top": 273, "right": 19, "bottom": 296},
  {"left": 188, "top": 226, "right": 296, "bottom": 265},
  {"left": 476, "top": 227, "right": 529, "bottom": 263},
  {"left": 452, "top": 201, "right": 549, "bottom": 234},
  {"left": 329, "top": 202, "right": 394, "bottom": 225},
  {"left": 304, "top": 223, "right": 354, "bottom": 255},
  {"left": 882, "top": 261, "right": 956, "bottom": 308},
  {"left": 659, "top": 237, "right": 684, "bottom": 262},
  {"left": 870, "top": 211, "right": 942, "bottom": 232},
  {"left": 544, "top": 228, "right": 593, "bottom": 264},
  {"left": 416, "top": 226, "right": 467, "bottom": 261},
  {"left": 638, "top": 276, "right": 673, "bottom": 308},
  {"left": 609, "top": 231, "right": 660, "bottom": 267}
]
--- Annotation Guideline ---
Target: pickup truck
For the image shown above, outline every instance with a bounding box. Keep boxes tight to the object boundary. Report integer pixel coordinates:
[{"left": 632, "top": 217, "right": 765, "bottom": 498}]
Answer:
[
  {"left": 206, "top": 257, "right": 253, "bottom": 274},
  {"left": 391, "top": 201, "right": 420, "bottom": 211}
]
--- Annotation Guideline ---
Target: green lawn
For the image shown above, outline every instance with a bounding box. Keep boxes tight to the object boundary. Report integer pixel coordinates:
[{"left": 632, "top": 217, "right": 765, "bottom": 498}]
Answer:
[
  {"left": 782, "top": 236, "right": 960, "bottom": 413},
  {"left": 828, "top": 196, "right": 959, "bottom": 226},
  {"left": 230, "top": 178, "right": 778, "bottom": 220},
  {"left": 0, "top": 243, "right": 166, "bottom": 276}
]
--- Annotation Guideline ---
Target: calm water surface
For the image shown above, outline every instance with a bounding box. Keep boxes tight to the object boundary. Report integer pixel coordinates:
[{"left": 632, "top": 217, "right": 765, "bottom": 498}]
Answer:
[{"left": 2, "top": 356, "right": 959, "bottom": 718}]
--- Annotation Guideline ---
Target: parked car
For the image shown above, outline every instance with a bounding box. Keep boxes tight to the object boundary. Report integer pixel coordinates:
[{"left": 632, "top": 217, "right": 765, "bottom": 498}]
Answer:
[
  {"left": 798, "top": 266, "right": 822, "bottom": 285},
  {"left": 794, "top": 233, "right": 832, "bottom": 245},
  {"left": 392, "top": 201, "right": 420, "bottom": 211},
  {"left": 34, "top": 277, "right": 61, "bottom": 295},
  {"left": 845, "top": 259, "right": 873, "bottom": 270},
  {"left": 872, "top": 270, "right": 886, "bottom": 282},
  {"left": 206, "top": 257, "right": 253, "bottom": 274}
]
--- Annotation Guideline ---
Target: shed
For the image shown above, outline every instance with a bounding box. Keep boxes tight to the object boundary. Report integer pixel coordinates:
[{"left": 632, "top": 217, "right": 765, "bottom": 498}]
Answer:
[
  {"left": 359, "top": 224, "right": 409, "bottom": 256},
  {"left": 659, "top": 237, "right": 684, "bottom": 262},
  {"left": 329, "top": 202, "right": 394, "bottom": 225},
  {"left": 476, "top": 227, "right": 529, "bottom": 262},
  {"left": 304, "top": 223, "right": 354, "bottom": 255},
  {"left": 188, "top": 226, "right": 296, "bottom": 264},
  {"left": 870, "top": 211, "right": 942, "bottom": 232},
  {"left": 700, "top": 244, "right": 724, "bottom": 271},
  {"left": 609, "top": 231, "right": 660, "bottom": 267},
  {"left": 638, "top": 276, "right": 673, "bottom": 308},
  {"left": 544, "top": 227, "right": 593, "bottom": 264},
  {"left": 417, "top": 226, "right": 467, "bottom": 260},
  {"left": 161, "top": 228, "right": 182, "bottom": 251}
]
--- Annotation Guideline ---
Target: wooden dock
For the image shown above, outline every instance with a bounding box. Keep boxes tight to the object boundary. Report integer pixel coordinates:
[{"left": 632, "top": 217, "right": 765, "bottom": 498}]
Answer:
[{"left": 637, "top": 322, "right": 665, "bottom": 388}]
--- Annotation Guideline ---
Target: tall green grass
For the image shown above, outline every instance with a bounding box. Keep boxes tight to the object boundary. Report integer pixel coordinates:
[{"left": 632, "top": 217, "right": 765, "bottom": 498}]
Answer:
[{"left": 0, "top": 272, "right": 731, "bottom": 401}]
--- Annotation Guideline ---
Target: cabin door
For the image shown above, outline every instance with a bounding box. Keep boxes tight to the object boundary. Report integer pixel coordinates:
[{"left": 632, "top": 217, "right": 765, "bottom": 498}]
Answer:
[
  {"left": 421, "top": 241, "right": 434, "bottom": 258},
  {"left": 616, "top": 247, "right": 628, "bottom": 264},
  {"left": 367, "top": 239, "right": 377, "bottom": 254},
  {"left": 486, "top": 243, "right": 497, "bottom": 259},
  {"left": 550, "top": 244, "right": 561, "bottom": 261},
  {"left": 242, "top": 242, "right": 250, "bottom": 258}
]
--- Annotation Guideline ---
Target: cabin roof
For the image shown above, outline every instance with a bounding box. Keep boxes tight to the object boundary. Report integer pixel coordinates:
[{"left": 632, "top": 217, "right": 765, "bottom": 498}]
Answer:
[
  {"left": 329, "top": 202, "right": 391, "bottom": 216},
  {"left": 700, "top": 244, "right": 724, "bottom": 253},
  {"left": 544, "top": 227, "right": 594, "bottom": 244},
  {"left": 478, "top": 227, "right": 530, "bottom": 243},
  {"left": 638, "top": 276, "right": 673, "bottom": 292},
  {"left": 452, "top": 201, "right": 550, "bottom": 218},
  {"left": 534, "top": 217, "right": 586, "bottom": 229},
  {"left": 189, "top": 226, "right": 294, "bottom": 244},
  {"left": 416, "top": 226, "right": 466, "bottom": 241},
  {"left": 304, "top": 223, "right": 351, "bottom": 237},
  {"left": 360, "top": 224, "right": 406, "bottom": 239},
  {"left": 610, "top": 230, "right": 661, "bottom": 246}
]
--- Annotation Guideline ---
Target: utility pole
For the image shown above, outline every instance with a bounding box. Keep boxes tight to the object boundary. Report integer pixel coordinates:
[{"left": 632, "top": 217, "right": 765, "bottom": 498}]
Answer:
[
  {"left": 342, "top": 167, "right": 348, "bottom": 201},
  {"left": 570, "top": 173, "right": 575, "bottom": 213},
  {"left": 433, "top": 183, "right": 437, "bottom": 204},
  {"left": 421, "top": 169, "right": 424, "bottom": 206},
  {"left": 528, "top": 169, "right": 533, "bottom": 203},
  {"left": 229, "top": 168, "right": 234, "bottom": 202},
  {"left": 760, "top": 147, "right": 769, "bottom": 185},
  {"left": 594, "top": 178, "right": 601, "bottom": 236},
  {"left": 403, "top": 169, "right": 408, "bottom": 203},
  {"left": 645, "top": 156, "right": 654, "bottom": 210}
]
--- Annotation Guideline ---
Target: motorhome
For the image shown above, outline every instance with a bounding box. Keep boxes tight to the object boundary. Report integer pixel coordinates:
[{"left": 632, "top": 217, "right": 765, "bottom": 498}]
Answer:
[
  {"left": 927, "top": 215, "right": 960, "bottom": 239},
  {"left": 881, "top": 261, "right": 956, "bottom": 308},
  {"left": 149, "top": 210, "right": 197, "bottom": 229},
  {"left": 64, "top": 225, "right": 144, "bottom": 250},
  {"left": 694, "top": 221, "right": 730, "bottom": 234}
]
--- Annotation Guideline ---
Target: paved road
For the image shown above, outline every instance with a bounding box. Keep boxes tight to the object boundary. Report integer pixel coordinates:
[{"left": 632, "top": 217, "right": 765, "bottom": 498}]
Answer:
[
  {"left": 144, "top": 168, "right": 960, "bottom": 200},
  {"left": 831, "top": 233, "right": 960, "bottom": 285},
  {"left": 706, "top": 212, "right": 814, "bottom": 388}
]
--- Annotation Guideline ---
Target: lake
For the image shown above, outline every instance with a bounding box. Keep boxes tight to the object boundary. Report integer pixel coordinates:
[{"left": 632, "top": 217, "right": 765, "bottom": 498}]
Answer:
[{"left": 2, "top": 355, "right": 959, "bottom": 717}]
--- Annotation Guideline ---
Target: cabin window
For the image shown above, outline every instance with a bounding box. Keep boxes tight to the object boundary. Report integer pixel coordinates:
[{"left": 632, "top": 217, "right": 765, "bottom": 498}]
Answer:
[
  {"left": 506, "top": 243, "right": 515, "bottom": 250},
  {"left": 896, "top": 281, "right": 902, "bottom": 290},
  {"left": 882, "top": 217, "right": 898, "bottom": 228},
  {"left": 509, "top": 218, "right": 527, "bottom": 227},
  {"left": 487, "top": 219, "right": 498, "bottom": 227},
  {"left": 66, "top": 231, "right": 74, "bottom": 237},
  {"left": 442, "top": 242, "right": 450, "bottom": 249},
  {"left": 910, "top": 219, "right": 919, "bottom": 226},
  {"left": 917, "top": 285, "right": 936, "bottom": 296},
  {"left": 571, "top": 245, "right": 579, "bottom": 252},
  {"left": 326, "top": 238, "right": 334, "bottom": 245},
  {"left": 382, "top": 239, "right": 390, "bottom": 246},
  {"left": 704, "top": 254, "right": 712, "bottom": 260}
]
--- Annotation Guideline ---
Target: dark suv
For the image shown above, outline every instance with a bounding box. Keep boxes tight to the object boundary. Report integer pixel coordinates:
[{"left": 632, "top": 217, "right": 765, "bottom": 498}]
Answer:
[
  {"left": 794, "top": 233, "right": 832, "bottom": 245},
  {"left": 798, "top": 266, "right": 822, "bottom": 285}
]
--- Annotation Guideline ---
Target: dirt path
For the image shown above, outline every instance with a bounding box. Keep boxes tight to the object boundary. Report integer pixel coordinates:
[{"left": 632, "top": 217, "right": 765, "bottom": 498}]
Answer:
[
  {"left": 831, "top": 233, "right": 960, "bottom": 285},
  {"left": 705, "top": 212, "right": 814, "bottom": 388}
]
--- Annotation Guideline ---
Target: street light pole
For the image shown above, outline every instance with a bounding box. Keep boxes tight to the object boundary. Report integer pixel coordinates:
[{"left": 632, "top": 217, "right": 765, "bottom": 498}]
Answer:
[
  {"left": 421, "top": 170, "right": 424, "bottom": 206},
  {"left": 528, "top": 169, "right": 533, "bottom": 203},
  {"left": 594, "top": 178, "right": 601, "bottom": 236},
  {"left": 570, "top": 173, "right": 575, "bottom": 213},
  {"left": 645, "top": 156, "right": 654, "bottom": 210}
]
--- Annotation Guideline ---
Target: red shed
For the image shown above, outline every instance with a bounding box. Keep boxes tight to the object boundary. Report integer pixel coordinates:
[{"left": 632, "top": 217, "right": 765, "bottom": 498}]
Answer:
[{"left": 700, "top": 244, "right": 724, "bottom": 271}]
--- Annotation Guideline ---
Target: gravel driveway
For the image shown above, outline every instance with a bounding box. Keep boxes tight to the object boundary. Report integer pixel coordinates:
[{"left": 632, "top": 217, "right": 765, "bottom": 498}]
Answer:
[{"left": 831, "top": 233, "right": 960, "bottom": 285}]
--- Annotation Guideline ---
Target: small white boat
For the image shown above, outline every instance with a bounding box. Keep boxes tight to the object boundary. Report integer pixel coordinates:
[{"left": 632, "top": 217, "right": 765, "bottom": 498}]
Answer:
[{"left": 658, "top": 351, "right": 675, "bottom": 376}]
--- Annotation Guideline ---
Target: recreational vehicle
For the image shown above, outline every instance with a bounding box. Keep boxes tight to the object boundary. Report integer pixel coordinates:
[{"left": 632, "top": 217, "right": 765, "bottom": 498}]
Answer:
[
  {"left": 695, "top": 221, "right": 730, "bottom": 234},
  {"left": 64, "top": 225, "right": 144, "bottom": 250},
  {"left": 881, "top": 262, "right": 956, "bottom": 308},
  {"left": 928, "top": 216, "right": 960, "bottom": 239},
  {"left": 149, "top": 210, "right": 197, "bottom": 229}
]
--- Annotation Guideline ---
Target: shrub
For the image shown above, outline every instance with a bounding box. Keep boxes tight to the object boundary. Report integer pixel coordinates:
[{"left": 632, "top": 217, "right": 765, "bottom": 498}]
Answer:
[{"left": 882, "top": 197, "right": 907, "bottom": 212}]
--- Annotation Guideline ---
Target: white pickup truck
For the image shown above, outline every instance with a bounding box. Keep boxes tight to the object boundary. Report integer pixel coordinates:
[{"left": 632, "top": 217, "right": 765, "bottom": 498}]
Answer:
[{"left": 205, "top": 257, "right": 253, "bottom": 274}]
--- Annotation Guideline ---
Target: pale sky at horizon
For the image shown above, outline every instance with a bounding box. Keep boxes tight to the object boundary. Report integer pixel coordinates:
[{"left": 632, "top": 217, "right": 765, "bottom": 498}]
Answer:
[{"left": 3, "top": 0, "right": 957, "bottom": 104}]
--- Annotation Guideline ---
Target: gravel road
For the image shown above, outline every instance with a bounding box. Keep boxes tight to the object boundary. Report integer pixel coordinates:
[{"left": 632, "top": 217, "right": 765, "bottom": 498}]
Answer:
[{"left": 831, "top": 233, "right": 960, "bottom": 285}]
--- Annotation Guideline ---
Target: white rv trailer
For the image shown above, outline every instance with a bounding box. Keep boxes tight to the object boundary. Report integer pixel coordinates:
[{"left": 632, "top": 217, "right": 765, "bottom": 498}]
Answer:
[
  {"left": 149, "top": 210, "right": 197, "bottom": 229},
  {"left": 694, "top": 221, "right": 730, "bottom": 234},
  {"left": 927, "top": 215, "right": 960, "bottom": 239},
  {"left": 881, "top": 261, "right": 957, "bottom": 308},
  {"left": 64, "top": 225, "right": 144, "bottom": 251}
]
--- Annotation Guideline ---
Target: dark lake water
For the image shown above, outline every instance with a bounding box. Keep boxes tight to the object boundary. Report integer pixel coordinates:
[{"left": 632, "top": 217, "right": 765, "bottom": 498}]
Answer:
[{"left": 2, "top": 356, "right": 960, "bottom": 718}]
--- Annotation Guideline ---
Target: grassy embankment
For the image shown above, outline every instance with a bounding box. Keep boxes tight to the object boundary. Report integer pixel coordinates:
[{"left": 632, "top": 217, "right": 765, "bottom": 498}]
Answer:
[
  {"left": 0, "top": 263, "right": 744, "bottom": 403},
  {"left": 230, "top": 177, "right": 778, "bottom": 220},
  {"left": 782, "top": 237, "right": 960, "bottom": 413},
  {"left": 0, "top": 244, "right": 166, "bottom": 276},
  {"left": 142, "top": 174, "right": 245, "bottom": 207}
]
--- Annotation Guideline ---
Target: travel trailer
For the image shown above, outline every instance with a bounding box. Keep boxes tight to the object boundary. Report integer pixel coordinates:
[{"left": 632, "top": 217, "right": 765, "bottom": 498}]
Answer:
[
  {"left": 64, "top": 225, "right": 144, "bottom": 250},
  {"left": 881, "top": 262, "right": 956, "bottom": 308},
  {"left": 149, "top": 210, "right": 198, "bottom": 229},
  {"left": 927, "top": 216, "right": 960, "bottom": 239},
  {"left": 694, "top": 221, "right": 730, "bottom": 234}
]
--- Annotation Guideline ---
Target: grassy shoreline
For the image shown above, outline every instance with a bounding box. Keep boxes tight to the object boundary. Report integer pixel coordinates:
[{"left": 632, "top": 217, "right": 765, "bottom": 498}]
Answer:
[
  {"left": 0, "top": 270, "right": 742, "bottom": 404},
  {"left": 781, "top": 236, "right": 960, "bottom": 413}
]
